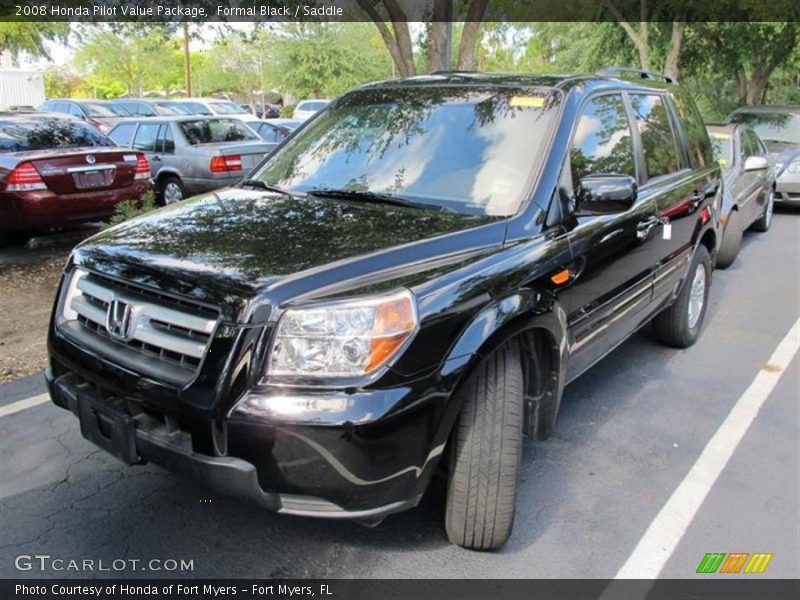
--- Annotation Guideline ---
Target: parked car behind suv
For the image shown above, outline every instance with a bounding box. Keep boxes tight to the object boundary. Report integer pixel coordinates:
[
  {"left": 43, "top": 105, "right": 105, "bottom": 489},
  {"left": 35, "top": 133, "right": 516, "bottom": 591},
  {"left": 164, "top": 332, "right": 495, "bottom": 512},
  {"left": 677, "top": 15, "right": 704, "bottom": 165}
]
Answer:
[
  {"left": 706, "top": 124, "right": 775, "bottom": 268},
  {"left": 107, "top": 116, "right": 273, "bottom": 204},
  {"left": 0, "top": 113, "right": 151, "bottom": 245},
  {"left": 40, "top": 99, "right": 127, "bottom": 133},
  {"left": 726, "top": 105, "right": 800, "bottom": 206},
  {"left": 109, "top": 99, "right": 181, "bottom": 117},
  {"left": 293, "top": 99, "right": 330, "bottom": 120},
  {"left": 47, "top": 71, "right": 720, "bottom": 550}
]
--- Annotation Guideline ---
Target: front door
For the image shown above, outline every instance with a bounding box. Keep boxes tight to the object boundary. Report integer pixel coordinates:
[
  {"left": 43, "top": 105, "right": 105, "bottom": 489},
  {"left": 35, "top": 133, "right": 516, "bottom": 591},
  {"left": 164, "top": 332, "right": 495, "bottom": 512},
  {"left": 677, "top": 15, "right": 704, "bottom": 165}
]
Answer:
[{"left": 559, "top": 93, "right": 661, "bottom": 382}]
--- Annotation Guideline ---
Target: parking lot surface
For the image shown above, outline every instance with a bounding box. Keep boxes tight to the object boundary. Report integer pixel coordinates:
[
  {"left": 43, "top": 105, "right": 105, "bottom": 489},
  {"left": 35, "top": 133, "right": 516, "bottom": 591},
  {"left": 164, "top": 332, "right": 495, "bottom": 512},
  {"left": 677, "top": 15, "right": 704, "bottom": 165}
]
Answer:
[{"left": 0, "top": 212, "right": 797, "bottom": 579}]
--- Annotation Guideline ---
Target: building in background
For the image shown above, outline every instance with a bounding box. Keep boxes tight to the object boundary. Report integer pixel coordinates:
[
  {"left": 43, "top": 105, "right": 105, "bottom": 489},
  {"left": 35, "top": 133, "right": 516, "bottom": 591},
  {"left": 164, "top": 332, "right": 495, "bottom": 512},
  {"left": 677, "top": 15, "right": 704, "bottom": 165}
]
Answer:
[{"left": 0, "top": 69, "right": 45, "bottom": 110}]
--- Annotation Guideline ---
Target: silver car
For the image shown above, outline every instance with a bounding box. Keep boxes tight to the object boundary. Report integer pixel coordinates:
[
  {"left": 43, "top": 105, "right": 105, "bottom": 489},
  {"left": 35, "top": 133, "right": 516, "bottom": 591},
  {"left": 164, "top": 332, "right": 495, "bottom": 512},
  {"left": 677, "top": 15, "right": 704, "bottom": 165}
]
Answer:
[
  {"left": 707, "top": 123, "right": 775, "bottom": 268},
  {"left": 108, "top": 116, "right": 273, "bottom": 204}
]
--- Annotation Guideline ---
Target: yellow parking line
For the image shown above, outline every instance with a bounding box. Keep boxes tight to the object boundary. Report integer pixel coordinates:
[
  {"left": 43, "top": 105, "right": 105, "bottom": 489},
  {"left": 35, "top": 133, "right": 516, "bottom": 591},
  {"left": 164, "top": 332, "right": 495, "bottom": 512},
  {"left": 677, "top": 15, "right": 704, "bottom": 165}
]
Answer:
[{"left": 0, "top": 393, "right": 51, "bottom": 418}]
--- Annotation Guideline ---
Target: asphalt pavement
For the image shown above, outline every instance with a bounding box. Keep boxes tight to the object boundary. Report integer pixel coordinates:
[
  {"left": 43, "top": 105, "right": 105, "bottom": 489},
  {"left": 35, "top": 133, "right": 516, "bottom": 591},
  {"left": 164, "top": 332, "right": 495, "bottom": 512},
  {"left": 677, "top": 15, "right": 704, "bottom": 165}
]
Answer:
[{"left": 0, "top": 210, "right": 797, "bottom": 580}]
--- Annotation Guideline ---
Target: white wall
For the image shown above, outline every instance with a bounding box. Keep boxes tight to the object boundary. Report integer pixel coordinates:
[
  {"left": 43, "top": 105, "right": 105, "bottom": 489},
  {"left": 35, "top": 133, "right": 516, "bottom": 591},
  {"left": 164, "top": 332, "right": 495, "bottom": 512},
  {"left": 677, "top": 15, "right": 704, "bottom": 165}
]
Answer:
[{"left": 0, "top": 70, "right": 46, "bottom": 110}]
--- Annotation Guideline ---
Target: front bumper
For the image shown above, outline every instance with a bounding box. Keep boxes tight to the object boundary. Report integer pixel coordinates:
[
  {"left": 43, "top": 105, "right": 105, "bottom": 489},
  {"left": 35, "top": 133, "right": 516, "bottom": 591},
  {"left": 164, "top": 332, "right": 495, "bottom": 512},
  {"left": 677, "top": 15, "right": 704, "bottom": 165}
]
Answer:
[
  {"left": 45, "top": 356, "right": 446, "bottom": 520},
  {"left": 775, "top": 172, "right": 800, "bottom": 205}
]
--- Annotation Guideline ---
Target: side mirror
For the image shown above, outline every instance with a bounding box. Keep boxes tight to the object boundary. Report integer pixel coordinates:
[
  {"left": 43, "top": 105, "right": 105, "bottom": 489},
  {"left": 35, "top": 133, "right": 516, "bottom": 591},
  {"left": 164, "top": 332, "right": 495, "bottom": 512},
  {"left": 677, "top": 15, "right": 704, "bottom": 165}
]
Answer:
[
  {"left": 575, "top": 175, "right": 638, "bottom": 215},
  {"left": 744, "top": 156, "right": 769, "bottom": 171}
]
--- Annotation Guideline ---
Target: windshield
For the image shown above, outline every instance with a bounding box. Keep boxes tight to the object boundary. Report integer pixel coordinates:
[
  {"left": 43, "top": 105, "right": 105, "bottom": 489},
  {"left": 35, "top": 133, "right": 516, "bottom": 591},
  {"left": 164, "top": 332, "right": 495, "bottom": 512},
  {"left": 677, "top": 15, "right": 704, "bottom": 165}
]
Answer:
[
  {"left": 727, "top": 112, "right": 800, "bottom": 145},
  {"left": 102, "top": 103, "right": 131, "bottom": 117},
  {"left": 178, "top": 118, "right": 258, "bottom": 145},
  {"left": 0, "top": 118, "right": 115, "bottom": 152},
  {"left": 83, "top": 102, "right": 119, "bottom": 117},
  {"left": 209, "top": 101, "right": 248, "bottom": 115},
  {"left": 251, "top": 86, "right": 561, "bottom": 216},
  {"left": 708, "top": 131, "right": 734, "bottom": 167},
  {"left": 159, "top": 102, "right": 192, "bottom": 115}
]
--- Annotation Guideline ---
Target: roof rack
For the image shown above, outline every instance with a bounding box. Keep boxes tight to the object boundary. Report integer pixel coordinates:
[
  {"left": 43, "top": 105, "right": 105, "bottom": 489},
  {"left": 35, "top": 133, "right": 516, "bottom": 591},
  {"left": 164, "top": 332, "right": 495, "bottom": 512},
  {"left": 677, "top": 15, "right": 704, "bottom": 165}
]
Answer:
[{"left": 596, "top": 67, "right": 678, "bottom": 85}]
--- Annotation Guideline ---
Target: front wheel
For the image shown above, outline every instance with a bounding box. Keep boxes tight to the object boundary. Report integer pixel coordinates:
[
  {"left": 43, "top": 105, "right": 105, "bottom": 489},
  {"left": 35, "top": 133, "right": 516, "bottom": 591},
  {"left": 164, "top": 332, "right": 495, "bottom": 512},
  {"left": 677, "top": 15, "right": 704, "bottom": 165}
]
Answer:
[
  {"left": 445, "top": 340, "right": 524, "bottom": 550},
  {"left": 749, "top": 188, "right": 774, "bottom": 233},
  {"left": 652, "top": 245, "right": 712, "bottom": 348}
]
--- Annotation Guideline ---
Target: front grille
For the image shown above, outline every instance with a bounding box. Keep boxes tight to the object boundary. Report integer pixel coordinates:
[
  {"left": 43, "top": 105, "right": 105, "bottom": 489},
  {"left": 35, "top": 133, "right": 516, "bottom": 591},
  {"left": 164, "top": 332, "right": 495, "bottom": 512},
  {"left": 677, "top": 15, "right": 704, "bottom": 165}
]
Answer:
[{"left": 60, "top": 268, "right": 219, "bottom": 385}]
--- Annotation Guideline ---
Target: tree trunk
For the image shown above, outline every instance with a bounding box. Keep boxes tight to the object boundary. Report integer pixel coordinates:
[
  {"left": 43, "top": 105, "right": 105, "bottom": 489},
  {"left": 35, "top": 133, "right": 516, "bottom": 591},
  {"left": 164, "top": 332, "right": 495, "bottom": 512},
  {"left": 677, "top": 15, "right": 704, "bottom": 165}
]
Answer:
[
  {"left": 457, "top": 0, "right": 490, "bottom": 70},
  {"left": 604, "top": 0, "right": 650, "bottom": 71},
  {"left": 355, "top": 0, "right": 416, "bottom": 78},
  {"left": 426, "top": 0, "right": 448, "bottom": 73},
  {"left": 663, "top": 21, "right": 684, "bottom": 79},
  {"left": 382, "top": 0, "right": 416, "bottom": 77}
]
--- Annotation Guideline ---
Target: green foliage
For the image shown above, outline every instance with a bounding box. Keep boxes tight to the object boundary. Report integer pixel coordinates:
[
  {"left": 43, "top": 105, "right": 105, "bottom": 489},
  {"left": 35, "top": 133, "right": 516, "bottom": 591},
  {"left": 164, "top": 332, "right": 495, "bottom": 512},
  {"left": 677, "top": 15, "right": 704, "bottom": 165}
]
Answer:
[
  {"left": 0, "top": 23, "right": 68, "bottom": 61},
  {"left": 102, "top": 190, "right": 158, "bottom": 230}
]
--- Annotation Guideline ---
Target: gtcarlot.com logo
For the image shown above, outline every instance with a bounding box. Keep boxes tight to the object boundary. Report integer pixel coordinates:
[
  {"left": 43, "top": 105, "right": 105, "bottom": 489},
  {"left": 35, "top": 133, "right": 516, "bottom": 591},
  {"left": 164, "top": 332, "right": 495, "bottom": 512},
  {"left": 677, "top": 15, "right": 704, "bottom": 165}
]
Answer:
[
  {"left": 14, "top": 554, "right": 194, "bottom": 573},
  {"left": 696, "top": 552, "right": 773, "bottom": 574}
]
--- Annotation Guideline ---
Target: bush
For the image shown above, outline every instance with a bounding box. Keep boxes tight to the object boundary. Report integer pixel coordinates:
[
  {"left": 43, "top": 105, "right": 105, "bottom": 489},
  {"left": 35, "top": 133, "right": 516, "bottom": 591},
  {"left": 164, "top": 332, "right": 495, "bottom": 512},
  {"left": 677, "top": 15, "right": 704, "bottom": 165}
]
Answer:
[
  {"left": 281, "top": 104, "right": 295, "bottom": 118},
  {"left": 102, "top": 190, "right": 158, "bottom": 230}
]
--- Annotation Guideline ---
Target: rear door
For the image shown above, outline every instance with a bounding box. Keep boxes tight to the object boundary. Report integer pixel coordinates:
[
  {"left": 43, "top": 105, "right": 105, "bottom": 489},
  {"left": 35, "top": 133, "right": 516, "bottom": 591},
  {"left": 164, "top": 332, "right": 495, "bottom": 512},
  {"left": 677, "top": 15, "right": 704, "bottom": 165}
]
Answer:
[
  {"left": 627, "top": 92, "right": 708, "bottom": 304},
  {"left": 561, "top": 93, "right": 661, "bottom": 381},
  {"left": 132, "top": 122, "right": 161, "bottom": 176}
]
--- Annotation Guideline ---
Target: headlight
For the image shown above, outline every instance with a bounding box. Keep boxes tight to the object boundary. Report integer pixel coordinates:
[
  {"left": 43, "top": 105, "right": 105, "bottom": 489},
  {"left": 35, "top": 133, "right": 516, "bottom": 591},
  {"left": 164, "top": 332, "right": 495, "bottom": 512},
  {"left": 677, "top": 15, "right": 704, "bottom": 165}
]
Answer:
[{"left": 266, "top": 289, "right": 418, "bottom": 380}]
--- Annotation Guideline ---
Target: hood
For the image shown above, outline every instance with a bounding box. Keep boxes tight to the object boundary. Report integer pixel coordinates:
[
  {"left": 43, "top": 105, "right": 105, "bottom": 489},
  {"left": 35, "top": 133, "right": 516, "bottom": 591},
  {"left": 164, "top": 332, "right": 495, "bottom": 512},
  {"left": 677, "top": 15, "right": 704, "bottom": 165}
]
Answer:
[{"left": 73, "top": 188, "right": 503, "bottom": 321}]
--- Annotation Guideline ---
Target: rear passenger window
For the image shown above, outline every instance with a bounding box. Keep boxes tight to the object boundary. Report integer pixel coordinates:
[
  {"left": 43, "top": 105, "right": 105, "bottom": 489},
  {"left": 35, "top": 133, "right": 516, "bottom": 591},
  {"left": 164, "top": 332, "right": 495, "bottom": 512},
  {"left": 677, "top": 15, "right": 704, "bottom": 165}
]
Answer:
[
  {"left": 158, "top": 125, "right": 175, "bottom": 153},
  {"left": 570, "top": 94, "right": 635, "bottom": 188},
  {"left": 671, "top": 92, "right": 712, "bottom": 168},
  {"left": 629, "top": 94, "right": 681, "bottom": 180},
  {"left": 132, "top": 123, "right": 160, "bottom": 152},
  {"left": 67, "top": 104, "right": 84, "bottom": 118},
  {"left": 259, "top": 124, "right": 280, "bottom": 143},
  {"left": 109, "top": 123, "right": 136, "bottom": 146}
]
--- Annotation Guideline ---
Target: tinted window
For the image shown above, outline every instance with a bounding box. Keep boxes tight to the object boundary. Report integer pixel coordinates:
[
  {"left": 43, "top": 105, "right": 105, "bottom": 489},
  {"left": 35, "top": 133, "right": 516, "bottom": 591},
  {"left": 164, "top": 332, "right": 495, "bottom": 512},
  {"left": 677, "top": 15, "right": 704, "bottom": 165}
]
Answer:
[
  {"left": 178, "top": 119, "right": 257, "bottom": 145},
  {"left": 183, "top": 102, "right": 212, "bottom": 115},
  {"left": 156, "top": 102, "right": 190, "bottom": 115},
  {"left": 132, "top": 123, "right": 160, "bottom": 152},
  {"left": 708, "top": 131, "right": 734, "bottom": 167},
  {"left": 67, "top": 103, "right": 84, "bottom": 118},
  {"left": 258, "top": 123, "right": 281, "bottom": 143},
  {"left": 629, "top": 94, "right": 681, "bottom": 180},
  {"left": 298, "top": 101, "right": 328, "bottom": 112},
  {"left": 0, "top": 118, "right": 115, "bottom": 152},
  {"left": 108, "top": 123, "right": 136, "bottom": 146},
  {"left": 158, "top": 124, "right": 175, "bottom": 153},
  {"left": 570, "top": 94, "right": 635, "bottom": 188},
  {"left": 727, "top": 112, "right": 800, "bottom": 145},
  {"left": 103, "top": 103, "right": 131, "bottom": 117},
  {"left": 253, "top": 87, "right": 562, "bottom": 216},
  {"left": 52, "top": 102, "right": 69, "bottom": 114},
  {"left": 671, "top": 91, "right": 712, "bottom": 168},
  {"left": 208, "top": 101, "right": 247, "bottom": 115},
  {"left": 82, "top": 102, "right": 117, "bottom": 117}
]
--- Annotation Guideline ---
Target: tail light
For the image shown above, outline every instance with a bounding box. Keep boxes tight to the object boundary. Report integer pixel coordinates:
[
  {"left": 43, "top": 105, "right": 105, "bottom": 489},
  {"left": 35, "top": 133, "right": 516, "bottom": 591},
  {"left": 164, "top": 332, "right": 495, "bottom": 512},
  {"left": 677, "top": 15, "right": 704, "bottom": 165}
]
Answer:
[
  {"left": 5, "top": 162, "right": 47, "bottom": 192},
  {"left": 134, "top": 154, "right": 150, "bottom": 180},
  {"left": 209, "top": 155, "right": 243, "bottom": 173}
]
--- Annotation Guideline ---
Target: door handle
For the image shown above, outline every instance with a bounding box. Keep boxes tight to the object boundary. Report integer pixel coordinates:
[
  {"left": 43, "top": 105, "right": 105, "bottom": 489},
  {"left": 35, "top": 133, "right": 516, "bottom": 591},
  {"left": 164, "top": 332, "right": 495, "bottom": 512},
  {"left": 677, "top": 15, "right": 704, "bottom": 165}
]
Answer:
[
  {"left": 151, "top": 155, "right": 161, "bottom": 161},
  {"left": 636, "top": 215, "right": 666, "bottom": 240}
]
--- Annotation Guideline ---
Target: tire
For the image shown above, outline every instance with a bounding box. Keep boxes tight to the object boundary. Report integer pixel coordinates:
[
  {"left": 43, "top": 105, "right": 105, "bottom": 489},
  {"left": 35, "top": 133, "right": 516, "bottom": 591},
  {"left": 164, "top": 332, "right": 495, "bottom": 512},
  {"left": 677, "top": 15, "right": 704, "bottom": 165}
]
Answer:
[
  {"left": 159, "top": 176, "right": 186, "bottom": 206},
  {"left": 652, "top": 245, "right": 712, "bottom": 348},
  {"left": 749, "top": 188, "right": 774, "bottom": 233},
  {"left": 715, "top": 210, "right": 742, "bottom": 269},
  {"left": 445, "top": 340, "right": 524, "bottom": 550}
]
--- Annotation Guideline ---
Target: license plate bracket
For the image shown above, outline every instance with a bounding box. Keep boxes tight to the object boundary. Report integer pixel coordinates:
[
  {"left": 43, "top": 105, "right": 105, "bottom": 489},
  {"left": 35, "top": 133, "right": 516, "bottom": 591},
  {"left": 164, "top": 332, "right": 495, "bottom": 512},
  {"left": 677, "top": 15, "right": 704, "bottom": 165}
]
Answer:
[{"left": 78, "top": 394, "right": 140, "bottom": 465}]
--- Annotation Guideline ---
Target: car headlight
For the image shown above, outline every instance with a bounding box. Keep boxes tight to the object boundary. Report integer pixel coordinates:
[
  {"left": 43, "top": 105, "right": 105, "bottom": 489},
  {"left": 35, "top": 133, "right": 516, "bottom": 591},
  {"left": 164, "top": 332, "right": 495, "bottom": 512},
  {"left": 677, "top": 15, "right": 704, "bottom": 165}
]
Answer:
[
  {"left": 266, "top": 289, "right": 418, "bottom": 380},
  {"left": 784, "top": 159, "right": 800, "bottom": 175}
]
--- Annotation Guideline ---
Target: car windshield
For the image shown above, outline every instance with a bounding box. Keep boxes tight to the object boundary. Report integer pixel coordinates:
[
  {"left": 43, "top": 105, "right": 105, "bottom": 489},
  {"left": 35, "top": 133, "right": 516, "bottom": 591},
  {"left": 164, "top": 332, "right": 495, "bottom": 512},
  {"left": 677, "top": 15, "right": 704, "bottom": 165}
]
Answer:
[
  {"left": 178, "top": 118, "right": 258, "bottom": 144},
  {"left": 708, "top": 131, "right": 734, "bottom": 166},
  {"left": 251, "top": 86, "right": 561, "bottom": 216},
  {"left": 208, "top": 101, "right": 248, "bottom": 115},
  {"left": 162, "top": 102, "right": 193, "bottom": 115},
  {"left": 298, "top": 101, "right": 329, "bottom": 112},
  {"left": 103, "top": 103, "right": 131, "bottom": 117},
  {"left": 82, "top": 102, "right": 119, "bottom": 117},
  {"left": 727, "top": 112, "right": 800, "bottom": 145},
  {"left": 0, "top": 118, "right": 115, "bottom": 152}
]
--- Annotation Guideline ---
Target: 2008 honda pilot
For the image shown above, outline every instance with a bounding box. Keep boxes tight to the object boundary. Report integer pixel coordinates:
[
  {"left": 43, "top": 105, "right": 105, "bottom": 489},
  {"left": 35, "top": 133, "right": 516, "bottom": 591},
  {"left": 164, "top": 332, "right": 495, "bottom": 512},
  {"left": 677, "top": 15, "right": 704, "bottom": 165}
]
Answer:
[{"left": 48, "top": 70, "right": 725, "bottom": 550}]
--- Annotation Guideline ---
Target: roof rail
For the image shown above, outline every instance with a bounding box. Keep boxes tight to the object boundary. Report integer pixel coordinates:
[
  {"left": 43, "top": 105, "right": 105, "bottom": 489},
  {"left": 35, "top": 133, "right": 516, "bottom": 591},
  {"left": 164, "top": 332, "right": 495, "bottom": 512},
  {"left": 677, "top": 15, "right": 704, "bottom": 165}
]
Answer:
[{"left": 596, "top": 67, "right": 678, "bottom": 85}]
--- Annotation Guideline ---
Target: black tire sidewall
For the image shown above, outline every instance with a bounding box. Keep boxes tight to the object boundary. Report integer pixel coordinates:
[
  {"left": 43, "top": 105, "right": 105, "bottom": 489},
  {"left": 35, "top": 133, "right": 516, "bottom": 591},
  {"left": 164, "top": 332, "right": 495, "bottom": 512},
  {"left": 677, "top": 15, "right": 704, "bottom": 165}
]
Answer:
[
  {"left": 716, "top": 210, "right": 742, "bottom": 269},
  {"left": 677, "top": 246, "right": 712, "bottom": 344}
]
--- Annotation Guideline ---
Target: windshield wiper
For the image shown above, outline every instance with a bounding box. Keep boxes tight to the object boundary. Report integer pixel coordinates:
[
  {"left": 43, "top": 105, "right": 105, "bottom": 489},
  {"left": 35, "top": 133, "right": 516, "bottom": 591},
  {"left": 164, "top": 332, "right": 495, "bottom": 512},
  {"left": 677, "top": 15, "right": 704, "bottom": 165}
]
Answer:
[
  {"left": 305, "top": 188, "right": 452, "bottom": 212},
  {"left": 239, "top": 179, "right": 296, "bottom": 196}
]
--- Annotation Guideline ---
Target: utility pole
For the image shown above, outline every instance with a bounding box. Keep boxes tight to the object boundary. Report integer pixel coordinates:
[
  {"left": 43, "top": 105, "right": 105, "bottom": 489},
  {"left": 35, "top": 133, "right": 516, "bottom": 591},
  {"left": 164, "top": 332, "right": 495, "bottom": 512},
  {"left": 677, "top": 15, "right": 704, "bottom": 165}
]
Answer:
[
  {"left": 443, "top": 0, "right": 453, "bottom": 70},
  {"left": 182, "top": 22, "right": 192, "bottom": 97}
]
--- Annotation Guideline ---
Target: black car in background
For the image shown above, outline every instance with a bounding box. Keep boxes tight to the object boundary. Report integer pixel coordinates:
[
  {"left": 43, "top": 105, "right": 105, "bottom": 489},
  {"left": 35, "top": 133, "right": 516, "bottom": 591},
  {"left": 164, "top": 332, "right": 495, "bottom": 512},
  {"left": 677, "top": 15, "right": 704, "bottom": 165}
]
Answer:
[
  {"left": 47, "top": 70, "right": 720, "bottom": 550},
  {"left": 109, "top": 99, "right": 181, "bottom": 117},
  {"left": 40, "top": 99, "right": 128, "bottom": 133},
  {"left": 707, "top": 124, "right": 775, "bottom": 268}
]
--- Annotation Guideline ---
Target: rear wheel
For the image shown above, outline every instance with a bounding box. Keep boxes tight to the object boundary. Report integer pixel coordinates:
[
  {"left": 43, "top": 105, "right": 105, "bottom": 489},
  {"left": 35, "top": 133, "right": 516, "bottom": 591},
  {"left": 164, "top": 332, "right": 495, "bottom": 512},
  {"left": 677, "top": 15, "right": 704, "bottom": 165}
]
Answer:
[
  {"left": 750, "top": 188, "right": 774, "bottom": 233},
  {"left": 652, "top": 245, "right": 711, "bottom": 348},
  {"left": 159, "top": 176, "right": 185, "bottom": 206},
  {"left": 715, "top": 210, "right": 742, "bottom": 269},
  {"left": 445, "top": 340, "right": 524, "bottom": 550}
]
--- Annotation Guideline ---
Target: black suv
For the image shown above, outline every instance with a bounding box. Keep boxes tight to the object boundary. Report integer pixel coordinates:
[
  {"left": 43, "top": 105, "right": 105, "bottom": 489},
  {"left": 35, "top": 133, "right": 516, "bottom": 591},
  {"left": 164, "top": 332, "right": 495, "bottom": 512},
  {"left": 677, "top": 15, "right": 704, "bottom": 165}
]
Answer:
[{"left": 47, "top": 70, "right": 720, "bottom": 550}]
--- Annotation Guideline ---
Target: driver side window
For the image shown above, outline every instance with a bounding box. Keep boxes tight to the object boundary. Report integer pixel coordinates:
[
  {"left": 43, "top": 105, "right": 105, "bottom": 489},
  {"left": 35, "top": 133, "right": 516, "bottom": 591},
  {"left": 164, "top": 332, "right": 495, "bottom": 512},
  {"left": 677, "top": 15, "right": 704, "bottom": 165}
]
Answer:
[{"left": 570, "top": 94, "right": 636, "bottom": 190}]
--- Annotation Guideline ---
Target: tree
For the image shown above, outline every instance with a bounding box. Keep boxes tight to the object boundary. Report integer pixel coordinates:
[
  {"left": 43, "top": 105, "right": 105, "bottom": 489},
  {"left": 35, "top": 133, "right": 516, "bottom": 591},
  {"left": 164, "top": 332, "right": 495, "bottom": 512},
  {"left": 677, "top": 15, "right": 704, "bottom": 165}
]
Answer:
[{"left": 0, "top": 23, "right": 69, "bottom": 63}]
